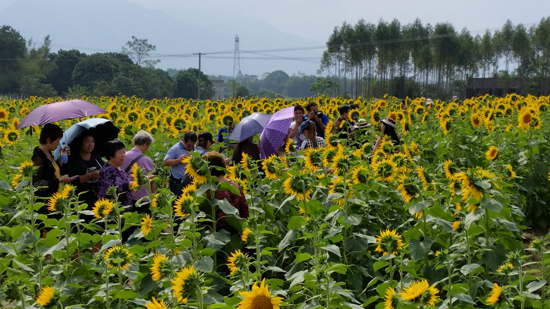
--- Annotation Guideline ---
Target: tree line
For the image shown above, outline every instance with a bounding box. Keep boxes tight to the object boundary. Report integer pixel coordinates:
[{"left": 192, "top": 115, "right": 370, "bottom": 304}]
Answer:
[{"left": 320, "top": 17, "right": 550, "bottom": 99}]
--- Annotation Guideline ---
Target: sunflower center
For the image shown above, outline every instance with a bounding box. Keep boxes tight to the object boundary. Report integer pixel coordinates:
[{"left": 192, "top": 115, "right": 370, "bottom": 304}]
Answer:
[{"left": 251, "top": 294, "right": 274, "bottom": 309}]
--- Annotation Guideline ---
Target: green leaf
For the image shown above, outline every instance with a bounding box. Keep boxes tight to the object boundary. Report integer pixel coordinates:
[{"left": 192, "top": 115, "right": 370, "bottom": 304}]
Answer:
[
  {"left": 0, "top": 243, "right": 17, "bottom": 256},
  {"left": 321, "top": 244, "right": 341, "bottom": 257},
  {"left": 287, "top": 216, "right": 307, "bottom": 230},
  {"left": 100, "top": 239, "right": 121, "bottom": 251},
  {"left": 325, "top": 263, "right": 346, "bottom": 275},
  {"left": 201, "top": 248, "right": 216, "bottom": 257},
  {"left": 482, "top": 245, "right": 508, "bottom": 271},
  {"left": 278, "top": 229, "right": 298, "bottom": 251},
  {"left": 196, "top": 183, "right": 217, "bottom": 197},
  {"left": 193, "top": 256, "right": 214, "bottom": 273},
  {"left": 115, "top": 291, "right": 139, "bottom": 299},
  {"left": 527, "top": 280, "right": 547, "bottom": 293},
  {"left": 373, "top": 261, "right": 388, "bottom": 271},
  {"left": 138, "top": 273, "right": 156, "bottom": 296},
  {"left": 408, "top": 200, "right": 430, "bottom": 215},
  {"left": 214, "top": 198, "right": 238, "bottom": 215},
  {"left": 475, "top": 180, "right": 491, "bottom": 189},
  {"left": 294, "top": 253, "right": 312, "bottom": 263},
  {"left": 218, "top": 181, "right": 241, "bottom": 196},
  {"left": 460, "top": 263, "right": 482, "bottom": 276},
  {"left": 409, "top": 237, "right": 434, "bottom": 261},
  {"left": 0, "top": 180, "right": 12, "bottom": 191},
  {"left": 481, "top": 198, "right": 502, "bottom": 213},
  {"left": 453, "top": 293, "right": 475, "bottom": 304}
]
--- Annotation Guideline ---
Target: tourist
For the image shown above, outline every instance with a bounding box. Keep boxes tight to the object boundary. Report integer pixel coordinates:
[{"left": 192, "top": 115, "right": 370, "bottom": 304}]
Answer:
[
  {"left": 232, "top": 136, "right": 260, "bottom": 165},
  {"left": 196, "top": 132, "right": 215, "bottom": 156},
  {"left": 203, "top": 152, "right": 249, "bottom": 233},
  {"left": 288, "top": 104, "right": 306, "bottom": 147},
  {"left": 163, "top": 131, "right": 197, "bottom": 196},
  {"left": 98, "top": 140, "right": 133, "bottom": 207},
  {"left": 305, "top": 102, "right": 328, "bottom": 138},
  {"left": 32, "top": 124, "right": 74, "bottom": 205},
  {"left": 122, "top": 130, "right": 156, "bottom": 212},
  {"left": 64, "top": 131, "right": 104, "bottom": 213},
  {"left": 373, "top": 117, "right": 401, "bottom": 151},
  {"left": 300, "top": 120, "right": 326, "bottom": 150}
]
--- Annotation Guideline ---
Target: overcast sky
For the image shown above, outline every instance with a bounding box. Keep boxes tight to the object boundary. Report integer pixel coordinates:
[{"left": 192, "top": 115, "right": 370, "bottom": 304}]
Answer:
[
  {"left": 126, "top": 0, "right": 550, "bottom": 41},
  {"left": 1, "top": 0, "right": 549, "bottom": 75}
]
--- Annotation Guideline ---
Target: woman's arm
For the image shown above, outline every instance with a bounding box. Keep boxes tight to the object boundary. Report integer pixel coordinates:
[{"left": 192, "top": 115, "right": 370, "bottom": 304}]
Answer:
[{"left": 32, "top": 154, "right": 59, "bottom": 194}]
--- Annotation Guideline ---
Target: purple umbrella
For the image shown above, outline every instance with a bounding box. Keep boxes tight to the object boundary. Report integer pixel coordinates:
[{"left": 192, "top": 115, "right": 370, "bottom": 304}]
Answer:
[
  {"left": 260, "top": 106, "right": 295, "bottom": 159},
  {"left": 17, "top": 100, "right": 107, "bottom": 129},
  {"left": 229, "top": 112, "right": 273, "bottom": 143}
]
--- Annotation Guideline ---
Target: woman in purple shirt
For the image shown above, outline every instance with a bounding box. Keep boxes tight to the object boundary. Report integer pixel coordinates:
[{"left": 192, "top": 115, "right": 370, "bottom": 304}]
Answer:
[{"left": 98, "top": 140, "right": 133, "bottom": 207}]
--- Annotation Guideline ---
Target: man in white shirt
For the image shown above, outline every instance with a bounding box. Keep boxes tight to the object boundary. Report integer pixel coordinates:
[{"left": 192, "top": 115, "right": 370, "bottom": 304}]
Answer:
[{"left": 288, "top": 104, "right": 307, "bottom": 147}]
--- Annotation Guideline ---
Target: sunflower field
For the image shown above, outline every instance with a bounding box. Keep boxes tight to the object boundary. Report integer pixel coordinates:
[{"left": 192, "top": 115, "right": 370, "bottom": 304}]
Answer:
[{"left": 1, "top": 93, "right": 550, "bottom": 309}]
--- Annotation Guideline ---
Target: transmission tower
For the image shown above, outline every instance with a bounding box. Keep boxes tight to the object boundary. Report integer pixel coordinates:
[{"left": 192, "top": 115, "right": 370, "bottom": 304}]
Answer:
[{"left": 233, "top": 35, "right": 242, "bottom": 79}]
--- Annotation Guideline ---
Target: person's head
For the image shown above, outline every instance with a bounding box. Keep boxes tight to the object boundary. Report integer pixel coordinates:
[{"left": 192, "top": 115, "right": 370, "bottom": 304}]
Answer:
[
  {"left": 294, "top": 104, "right": 305, "bottom": 121},
  {"left": 77, "top": 131, "right": 95, "bottom": 155},
  {"left": 104, "top": 140, "right": 126, "bottom": 167},
  {"left": 133, "top": 130, "right": 154, "bottom": 153},
  {"left": 197, "top": 132, "right": 214, "bottom": 150},
  {"left": 350, "top": 104, "right": 359, "bottom": 110},
  {"left": 39, "top": 124, "right": 63, "bottom": 150},
  {"left": 338, "top": 105, "right": 352, "bottom": 119},
  {"left": 201, "top": 152, "right": 226, "bottom": 177},
  {"left": 380, "top": 118, "right": 400, "bottom": 145},
  {"left": 302, "top": 120, "right": 317, "bottom": 141},
  {"left": 182, "top": 131, "right": 197, "bottom": 151},
  {"left": 306, "top": 102, "right": 318, "bottom": 112}
]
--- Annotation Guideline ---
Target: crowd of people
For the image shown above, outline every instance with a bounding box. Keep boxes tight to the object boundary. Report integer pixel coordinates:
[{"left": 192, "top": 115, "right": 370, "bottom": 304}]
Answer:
[{"left": 30, "top": 101, "right": 401, "bottom": 238}]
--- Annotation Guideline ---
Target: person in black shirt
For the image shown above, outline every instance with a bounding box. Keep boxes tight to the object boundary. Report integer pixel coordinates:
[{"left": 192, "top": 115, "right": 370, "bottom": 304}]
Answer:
[
  {"left": 64, "top": 132, "right": 105, "bottom": 221},
  {"left": 333, "top": 105, "right": 356, "bottom": 145}
]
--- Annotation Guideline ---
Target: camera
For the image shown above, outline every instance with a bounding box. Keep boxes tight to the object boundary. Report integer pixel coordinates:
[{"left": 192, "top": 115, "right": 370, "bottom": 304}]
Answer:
[{"left": 315, "top": 111, "right": 323, "bottom": 118}]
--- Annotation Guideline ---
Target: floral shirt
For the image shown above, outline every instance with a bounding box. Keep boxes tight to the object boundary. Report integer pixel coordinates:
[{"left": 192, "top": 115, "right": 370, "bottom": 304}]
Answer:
[
  {"left": 210, "top": 180, "right": 249, "bottom": 229},
  {"left": 98, "top": 162, "right": 133, "bottom": 206}
]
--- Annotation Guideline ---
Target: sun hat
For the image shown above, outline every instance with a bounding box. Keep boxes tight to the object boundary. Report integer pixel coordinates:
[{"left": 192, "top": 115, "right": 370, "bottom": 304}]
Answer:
[{"left": 380, "top": 118, "right": 396, "bottom": 128}]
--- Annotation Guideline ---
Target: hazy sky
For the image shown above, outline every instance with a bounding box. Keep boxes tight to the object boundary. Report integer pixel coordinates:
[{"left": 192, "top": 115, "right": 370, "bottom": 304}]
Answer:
[{"left": 2, "top": 0, "right": 550, "bottom": 75}]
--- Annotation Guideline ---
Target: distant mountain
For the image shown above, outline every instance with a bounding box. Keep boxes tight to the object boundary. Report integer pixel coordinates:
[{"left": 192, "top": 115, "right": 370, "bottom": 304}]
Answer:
[{"left": 0, "top": 0, "right": 324, "bottom": 76}]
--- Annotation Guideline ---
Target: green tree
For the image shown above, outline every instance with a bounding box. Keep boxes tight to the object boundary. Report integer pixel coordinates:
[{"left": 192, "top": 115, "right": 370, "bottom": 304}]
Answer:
[
  {"left": 46, "top": 49, "right": 87, "bottom": 95},
  {"left": 0, "top": 25, "right": 26, "bottom": 94},
  {"left": 310, "top": 77, "right": 338, "bottom": 96},
  {"left": 72, "top": 53, "right": 118, "bottom": 88},
  {"left": 122, "top": 36, "right": 160, "bottom": 68},
  {"left": 263, "top": 70, "right": 289, "bottom": 94},
  {"left": 173, "top": 68, "right": 214, "bottom": 99},
  {"left": 19, "top": 36, "right": 58, "bottom": 97}
]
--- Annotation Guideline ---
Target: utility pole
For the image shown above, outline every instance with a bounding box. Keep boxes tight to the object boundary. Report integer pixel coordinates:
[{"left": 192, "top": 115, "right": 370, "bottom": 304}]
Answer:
[{"left": 193, "top": 52, "right": 204, "bottom": 100}]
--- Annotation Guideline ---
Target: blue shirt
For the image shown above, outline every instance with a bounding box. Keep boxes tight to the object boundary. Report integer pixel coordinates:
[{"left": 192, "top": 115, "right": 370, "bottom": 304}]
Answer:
[
  {"left": 315, "top": 114, "right": 329, "bottom": 139},
  {"left": 195, "top": 146, "right": 207, "bottom": 156},
  {"left": 164, "top": 141, "right": 190, "bottom": 179},
  {"left": 217, "top": 127, "right": 238, "bottom": 145}
]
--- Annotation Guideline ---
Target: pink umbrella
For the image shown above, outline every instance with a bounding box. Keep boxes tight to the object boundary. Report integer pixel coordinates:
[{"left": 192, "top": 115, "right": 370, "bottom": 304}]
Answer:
[
  {"left": 260, "top": 106, "right": 295, "bottom": 159},
  {"left": 17, "top": 100, "right": 107, "bottom": 129}
]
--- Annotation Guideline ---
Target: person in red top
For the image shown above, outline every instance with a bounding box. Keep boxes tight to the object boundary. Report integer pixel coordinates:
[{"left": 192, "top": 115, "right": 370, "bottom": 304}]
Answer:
[{"left": 202, "top": 152, "right": 249, "bottom": 232}]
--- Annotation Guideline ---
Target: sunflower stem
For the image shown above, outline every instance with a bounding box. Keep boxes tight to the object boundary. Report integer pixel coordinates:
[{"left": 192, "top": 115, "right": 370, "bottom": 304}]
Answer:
[
  {"left": 29, "top": 176, "right": 36, "bottom": 236},
  {"left": 325, "top": 273, "right": 331, "bottom": 309},
  {"left": 255, "top": 229, "right": 262, "bottom": 277},
  {"left": 191, "top": 207, "right": 198, "bottom": 261},
  {"left": 118, "top": 263, "right": 123, "bottom": 308},
  {"left": 196, "top": 286, "right": 204, "bottom": 309},
  {"left": 105, "top": 262, "right": 110, "bottom": 309},
  {"left": 64, "top": 210, "right": 71, "bottom": 265},
  {"left": 447, "top": 263, "right": 453, "bottom": 309},
  {"left": 519, "top": 261, "right": 525, "bottom": 309},
  {"left": 465, "top": 227, "right": 473, "bottom": 296}
]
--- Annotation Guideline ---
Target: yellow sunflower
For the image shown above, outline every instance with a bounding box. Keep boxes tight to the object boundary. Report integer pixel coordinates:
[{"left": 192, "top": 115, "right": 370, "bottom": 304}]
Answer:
[
  {"left": 283, "top": 173, "right": 311, "bottom": 201},
  {"left": 471, "top": 112, "right": 483, "bottom": 129},
  {"left": 400, "top": 280, "right": 439, "bottom": 306},
  {"left": 36, "top": 286, "right": 55, "bottom": 306},
  {"left": 150, "top": 253, "right": 169, "bottom": 281},
  {"left": 92, "top": 199, "right": 114, "bottom": 219},
  {"left": 352, "top": 166, "right": 369, "bottom": 185},
  {"left": 104, "top": 245, "right": 132, "bottom": 270},
  {"left": 452, "top": 221, "right": 460, "bottom": 230},
  {"left": 173, "top": 194, "right": 192, "bottom": 218},
  {"left": 486, "top": 146, "right": 498, "bottom": 161},
  {"left": 443, "top": 160, "right": 458, "bottom": 181},
  {"left": 505, "top": 164, "right": 516, "bottom": 179},
  {"left": 373, "top": 158, "right": 398, "bottom": 182},
  {"left": 397, "top": 174, "right": 419, "bottom": 203},
  {"left": 141, "top": 214, "right": 153, "bottom": 236},
  {"left": 3, "top": 128, "right": 19, "bottom": 146},
  {"left": 331, "top": 152, "right": 351, "bottom": 175},
  {"left": 304, "top": 147, "right": 324, "bottom": 173},
  {"left": 518, "top": 108, "right": 532, "bottom": 130},
  {"left": 227, "top": 250, "right": 248, "bottom": 275},
  {"left": 375, "top": 229, "right": 405, "bottom": 256},
  {"left": 242, "top": 228, "right": 252, "bottom": 243},
  {"left": 0, "top": 108, "right": 9, "bottom": 121},
  {"left": 182, "top": 155, "right": 209, "bottom": 184},
  {"left": 236, "top": 278, "right": 283, "bottom": 309},
  {"left": 47, "top": 192, "right": 66, "bottom": 212},
  {"left": 328, "top": 177, "right": 352, "bottom": 205},
  {"left": 11, "top": 173, "right": 22, "bottom": 189},
  {"left": 383, "top": 287, "right": 398, "bottom": 309},
  {"left": 145, "top": 297, "right": 168, "bottom": 309},
  {"left": 486, "top": 283, "right": 502, "bottom": 305},
  {"left": 496, "top": 263, "right": 513, "bottom": 273},
  {"left": 171, "top": 266, "right": 199, "bottom": 304},
  {"left": 262, "top": 155, "right": 280, "bottom": 180}
]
